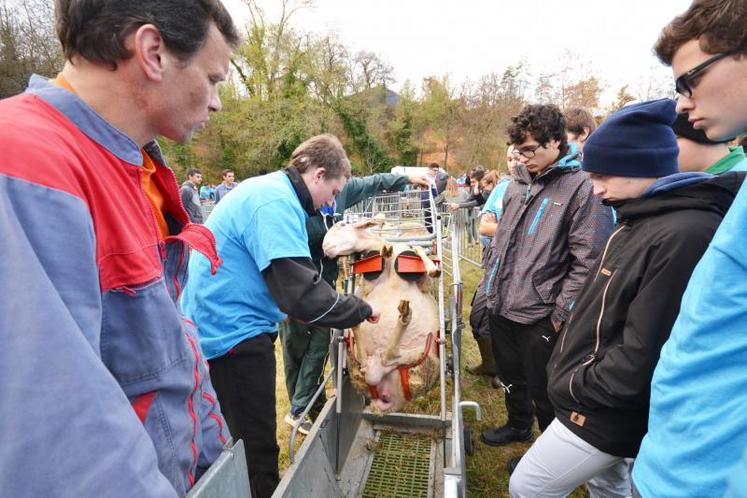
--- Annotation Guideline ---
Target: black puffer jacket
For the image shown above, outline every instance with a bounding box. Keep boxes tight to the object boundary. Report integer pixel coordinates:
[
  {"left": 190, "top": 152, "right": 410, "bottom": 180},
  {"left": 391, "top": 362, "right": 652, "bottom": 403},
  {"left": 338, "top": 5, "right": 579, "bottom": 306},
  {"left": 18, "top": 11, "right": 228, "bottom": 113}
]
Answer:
[{"left": 547, "top": 172, "right": 744, "bottom": 458}]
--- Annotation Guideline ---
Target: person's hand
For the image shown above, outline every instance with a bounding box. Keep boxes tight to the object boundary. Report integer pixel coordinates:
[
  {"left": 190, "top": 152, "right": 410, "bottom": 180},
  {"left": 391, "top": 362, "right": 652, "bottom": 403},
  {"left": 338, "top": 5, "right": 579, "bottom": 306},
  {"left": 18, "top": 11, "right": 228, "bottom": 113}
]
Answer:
[
  {"left": 448, "top": 203, "right": 460, "bottom": 211},
  {"left": 367, "top": 305, "right": 380, "bottom": 323},
  {"left": 408, "top": 175, "right": 430, "bottom": 188},
  {"left": 481, "top": 212, "right": 497, "bottom": 223}
]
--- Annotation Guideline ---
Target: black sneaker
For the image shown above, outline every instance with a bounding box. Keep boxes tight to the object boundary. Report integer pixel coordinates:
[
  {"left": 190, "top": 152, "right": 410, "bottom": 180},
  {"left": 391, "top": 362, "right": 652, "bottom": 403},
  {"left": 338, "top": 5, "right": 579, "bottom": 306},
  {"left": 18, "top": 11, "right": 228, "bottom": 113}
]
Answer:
[
  {"left": 481, "top": 425, "right": 532, "bottom": 447},
  {"left": 507, "top": 456, "right": 522, "bottom": 475}
]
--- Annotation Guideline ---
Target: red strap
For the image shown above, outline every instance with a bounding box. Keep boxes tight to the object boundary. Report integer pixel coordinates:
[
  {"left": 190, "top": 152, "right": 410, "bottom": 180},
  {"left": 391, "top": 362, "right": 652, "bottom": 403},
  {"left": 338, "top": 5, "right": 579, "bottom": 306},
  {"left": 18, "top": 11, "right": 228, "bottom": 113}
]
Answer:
[
  {"left": 399, "top": 367, "right": 412, "bottom": 400},
  {"left": 345, "top": 333, "right": 356, "bottom": 359}
]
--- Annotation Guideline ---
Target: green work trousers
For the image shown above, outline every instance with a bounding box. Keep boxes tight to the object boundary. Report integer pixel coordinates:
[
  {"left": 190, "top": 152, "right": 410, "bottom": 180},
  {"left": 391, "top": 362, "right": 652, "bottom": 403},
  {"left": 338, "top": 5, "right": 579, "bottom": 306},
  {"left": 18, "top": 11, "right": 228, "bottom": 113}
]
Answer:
[{"left": 279, "top": 319, "right": 331, "bottom": 416}]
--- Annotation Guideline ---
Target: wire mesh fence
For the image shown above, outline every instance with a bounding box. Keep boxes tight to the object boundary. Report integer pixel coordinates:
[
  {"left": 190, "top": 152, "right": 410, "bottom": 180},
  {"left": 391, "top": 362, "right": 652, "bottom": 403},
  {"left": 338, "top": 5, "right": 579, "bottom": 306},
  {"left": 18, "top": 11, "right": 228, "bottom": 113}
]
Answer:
[{"left": 344, "top": 187, "right": 486, "bottom": 270}]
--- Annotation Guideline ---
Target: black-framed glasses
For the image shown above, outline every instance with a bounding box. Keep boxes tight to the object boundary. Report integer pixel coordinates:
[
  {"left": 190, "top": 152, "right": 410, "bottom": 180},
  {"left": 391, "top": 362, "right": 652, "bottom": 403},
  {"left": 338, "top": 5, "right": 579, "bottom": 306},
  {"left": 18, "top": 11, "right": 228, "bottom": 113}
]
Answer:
[
  {"left": 512, "top": 143, "right": 543, "bottom": 159},
  {"left": 675, "top": 52, "right": 731, "bottom": 97}
]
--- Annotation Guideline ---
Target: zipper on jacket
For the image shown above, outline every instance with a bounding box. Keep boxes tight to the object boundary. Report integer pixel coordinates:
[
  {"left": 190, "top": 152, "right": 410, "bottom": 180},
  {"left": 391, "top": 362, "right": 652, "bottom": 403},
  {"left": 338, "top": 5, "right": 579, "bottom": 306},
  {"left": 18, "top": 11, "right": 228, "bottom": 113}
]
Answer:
[
  {"left": 560, "top": 224, "right": 623, "bottom": 355},
  {"left": 527, "top": 198, "right": 550, "bottom": 235},
  {"left": 565, "top": 269, "right": 616, "bottom": 407},
  {"left": 135, "top": 168, "right": 167, "bottom": 259},
  {"left": 594, "top": 224, "right": 625, "bottom": 280},
  {"left": 591, "top": 271, "right": 616, "bottom": 358}
]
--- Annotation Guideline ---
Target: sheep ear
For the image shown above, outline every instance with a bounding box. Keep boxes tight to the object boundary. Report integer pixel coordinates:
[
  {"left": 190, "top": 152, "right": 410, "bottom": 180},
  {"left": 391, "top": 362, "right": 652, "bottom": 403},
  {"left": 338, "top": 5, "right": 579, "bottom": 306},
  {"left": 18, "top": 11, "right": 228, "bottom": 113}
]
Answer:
[{"left": 353, "top": 218, "right": 385, "bottom": 229}]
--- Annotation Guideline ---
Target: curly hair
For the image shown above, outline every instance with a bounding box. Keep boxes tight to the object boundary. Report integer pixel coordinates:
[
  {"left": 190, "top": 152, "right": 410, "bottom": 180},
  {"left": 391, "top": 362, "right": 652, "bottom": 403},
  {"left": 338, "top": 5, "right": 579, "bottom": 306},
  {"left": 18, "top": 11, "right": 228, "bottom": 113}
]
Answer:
[
  {"left": 507, "top": 104, "right": 568, "bottom": 153},
  {"left": 655, "top": 0, "right": 747, "bottom": 65}
]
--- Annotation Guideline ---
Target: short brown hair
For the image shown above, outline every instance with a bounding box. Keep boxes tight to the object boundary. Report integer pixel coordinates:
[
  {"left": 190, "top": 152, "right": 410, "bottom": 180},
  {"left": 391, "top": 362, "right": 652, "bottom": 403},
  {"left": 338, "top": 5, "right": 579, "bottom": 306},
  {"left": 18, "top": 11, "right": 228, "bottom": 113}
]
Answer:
[
  {"left": 565, "top": 108, "right": 597, "bottom": 136},
  {"left": 55, "top": 0, "right": 240, "bottom": 68},
  {"left": 221, "top": 169, "right": 234, "bottom": 177},
  {"left": 290, "top": 134, "right": 352, "bottom": 179},
  {"left": 654, "top": 0, "right": 747, "bottom": 65},
  {"left": 470, "top": 168, "right": 486, "bottom": 182},
  {"left": 482, "top": 170, "right": 499, "bottom": 187}
]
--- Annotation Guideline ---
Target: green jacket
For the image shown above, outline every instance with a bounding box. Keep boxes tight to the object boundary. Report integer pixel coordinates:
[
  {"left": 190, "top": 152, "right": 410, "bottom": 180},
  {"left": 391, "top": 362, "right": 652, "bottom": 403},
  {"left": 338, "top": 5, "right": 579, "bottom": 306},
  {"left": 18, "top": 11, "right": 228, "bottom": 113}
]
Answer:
[{"left": 309, "top": 173, "right": 410, "bottom": 284}]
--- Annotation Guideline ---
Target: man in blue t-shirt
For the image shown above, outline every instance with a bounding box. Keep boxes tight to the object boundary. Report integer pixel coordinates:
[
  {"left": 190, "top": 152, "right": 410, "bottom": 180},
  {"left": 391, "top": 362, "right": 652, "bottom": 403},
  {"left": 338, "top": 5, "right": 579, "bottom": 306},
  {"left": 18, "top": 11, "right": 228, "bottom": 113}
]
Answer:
[
  {"left": 633, "top": 3, "right": 747, "bottom": 497},
  {"left": 181, "top": 134, "right": 377, "bottom": 498}
]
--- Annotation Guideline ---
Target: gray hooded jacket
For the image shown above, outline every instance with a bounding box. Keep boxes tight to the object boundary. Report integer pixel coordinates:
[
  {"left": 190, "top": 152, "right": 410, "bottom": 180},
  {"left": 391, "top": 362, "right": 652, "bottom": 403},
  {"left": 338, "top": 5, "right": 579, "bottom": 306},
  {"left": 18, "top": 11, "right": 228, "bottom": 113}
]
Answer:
[{"left": 484, "top": 156, "right": 614, "bottom": 325}]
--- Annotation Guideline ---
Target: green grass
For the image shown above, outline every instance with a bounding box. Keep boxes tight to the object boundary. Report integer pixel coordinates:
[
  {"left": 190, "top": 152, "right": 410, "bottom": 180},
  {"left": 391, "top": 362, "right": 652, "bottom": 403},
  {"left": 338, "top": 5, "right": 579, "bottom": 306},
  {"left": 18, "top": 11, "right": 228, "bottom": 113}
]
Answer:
[{"left": 273, "top": 258, "right": 585, "bottom": 497}]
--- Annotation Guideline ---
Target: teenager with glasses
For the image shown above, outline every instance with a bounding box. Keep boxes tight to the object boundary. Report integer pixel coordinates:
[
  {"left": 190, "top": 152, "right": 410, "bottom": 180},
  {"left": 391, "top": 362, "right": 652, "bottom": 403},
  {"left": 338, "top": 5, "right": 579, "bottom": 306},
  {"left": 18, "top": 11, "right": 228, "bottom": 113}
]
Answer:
[
  {"left": 480, "top": 105, "right": 614, "bottom": 463},
  {"left": 632, "top": 1, "right": 747, "bottom": 497}
]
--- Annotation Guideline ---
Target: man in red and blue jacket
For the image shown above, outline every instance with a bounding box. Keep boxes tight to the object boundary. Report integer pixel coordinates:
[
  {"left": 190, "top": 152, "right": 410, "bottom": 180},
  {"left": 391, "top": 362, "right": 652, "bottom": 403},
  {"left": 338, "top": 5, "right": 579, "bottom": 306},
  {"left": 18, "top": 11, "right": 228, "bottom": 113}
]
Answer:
[{"left": 0, "top": 1, "right": 240, "bottom": 497}]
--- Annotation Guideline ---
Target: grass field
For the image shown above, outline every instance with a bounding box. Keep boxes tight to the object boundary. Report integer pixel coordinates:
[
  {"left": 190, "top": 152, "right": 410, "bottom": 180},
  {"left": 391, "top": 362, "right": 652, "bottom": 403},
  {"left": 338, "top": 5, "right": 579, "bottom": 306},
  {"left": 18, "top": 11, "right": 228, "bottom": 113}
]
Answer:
[{"left": 272, "top": 259, "right": 585, "bottom": 497}]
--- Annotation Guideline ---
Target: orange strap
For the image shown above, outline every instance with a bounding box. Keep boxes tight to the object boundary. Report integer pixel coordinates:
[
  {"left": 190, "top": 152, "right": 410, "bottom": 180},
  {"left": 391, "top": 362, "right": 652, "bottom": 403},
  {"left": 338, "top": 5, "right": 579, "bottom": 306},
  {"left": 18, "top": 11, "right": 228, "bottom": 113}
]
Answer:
[{"left": 347, "top": 330, "right": 440, "bottom": 403}]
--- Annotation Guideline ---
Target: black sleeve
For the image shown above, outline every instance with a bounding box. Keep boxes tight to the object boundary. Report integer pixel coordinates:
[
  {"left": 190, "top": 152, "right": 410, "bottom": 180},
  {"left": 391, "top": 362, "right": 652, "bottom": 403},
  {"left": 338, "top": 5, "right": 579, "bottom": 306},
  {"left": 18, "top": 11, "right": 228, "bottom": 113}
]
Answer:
[
  {"left": 458, "top": 192, "right": 485, "bottom": 209},
  {"left": 262, "top": 257, "right": 372, "bottom": 328}
]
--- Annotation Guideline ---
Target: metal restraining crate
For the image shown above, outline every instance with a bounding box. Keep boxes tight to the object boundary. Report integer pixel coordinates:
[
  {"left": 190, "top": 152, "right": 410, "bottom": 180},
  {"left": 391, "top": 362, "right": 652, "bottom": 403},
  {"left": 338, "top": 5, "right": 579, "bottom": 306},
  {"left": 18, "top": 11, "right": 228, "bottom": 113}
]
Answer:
[{"left": 274, "top": 187, "right": 480, "bottom": 498}]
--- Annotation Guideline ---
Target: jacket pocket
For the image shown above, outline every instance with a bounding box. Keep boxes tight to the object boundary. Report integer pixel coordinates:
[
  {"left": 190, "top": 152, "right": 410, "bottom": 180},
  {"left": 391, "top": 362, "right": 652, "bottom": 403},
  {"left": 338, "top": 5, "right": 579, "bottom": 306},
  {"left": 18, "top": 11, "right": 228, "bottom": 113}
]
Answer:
[
  {"left": 527, "top": 197, "right": 551, "bottom": 236},
  {"left": 101, "top": 278, "right": 188, "bottom": 385},
  {"left": 532, "top": 270, "right": 561, "bottom": 304}
]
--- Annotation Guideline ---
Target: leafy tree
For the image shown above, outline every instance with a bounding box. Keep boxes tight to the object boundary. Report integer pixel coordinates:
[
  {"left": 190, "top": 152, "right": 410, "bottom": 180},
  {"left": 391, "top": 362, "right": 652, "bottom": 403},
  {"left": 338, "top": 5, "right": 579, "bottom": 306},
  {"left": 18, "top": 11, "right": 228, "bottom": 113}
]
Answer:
[
  {"left": 0, "top": 0, "right": 62, "bottom": 98},
  {"left": 609, "top": 84, "right": 636, "bottom": 113}
]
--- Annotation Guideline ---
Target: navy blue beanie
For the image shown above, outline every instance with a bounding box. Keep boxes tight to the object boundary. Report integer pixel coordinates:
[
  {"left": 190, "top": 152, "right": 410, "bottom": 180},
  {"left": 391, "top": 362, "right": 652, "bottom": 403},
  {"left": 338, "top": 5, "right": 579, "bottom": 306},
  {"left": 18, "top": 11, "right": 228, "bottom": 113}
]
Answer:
[{"left": 582, "top": 98, "right": 679, "bottom": 178}]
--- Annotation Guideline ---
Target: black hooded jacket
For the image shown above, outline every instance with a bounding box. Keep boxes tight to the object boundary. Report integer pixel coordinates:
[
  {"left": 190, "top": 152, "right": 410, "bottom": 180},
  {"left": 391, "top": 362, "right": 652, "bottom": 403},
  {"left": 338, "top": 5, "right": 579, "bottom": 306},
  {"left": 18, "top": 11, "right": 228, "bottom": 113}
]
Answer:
[{"left": 547, "top": 172, "right": 744, "bottom": 458}]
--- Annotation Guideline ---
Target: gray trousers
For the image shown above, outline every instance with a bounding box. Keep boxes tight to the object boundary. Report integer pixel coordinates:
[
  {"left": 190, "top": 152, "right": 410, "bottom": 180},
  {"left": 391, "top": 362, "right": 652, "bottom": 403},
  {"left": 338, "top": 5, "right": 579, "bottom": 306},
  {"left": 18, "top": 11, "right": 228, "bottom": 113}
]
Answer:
[{"left": 509, "top": 418, "right": 632, "bottom": 498}]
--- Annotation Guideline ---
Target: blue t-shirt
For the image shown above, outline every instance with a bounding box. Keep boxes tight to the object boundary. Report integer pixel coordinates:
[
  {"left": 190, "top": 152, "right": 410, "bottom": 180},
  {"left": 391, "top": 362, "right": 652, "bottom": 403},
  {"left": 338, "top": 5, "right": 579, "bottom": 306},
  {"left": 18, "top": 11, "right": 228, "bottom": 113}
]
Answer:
[
  {"left": 181, "top": 171, "right": 311, "bottom": 359},
  {"left": 479, "top": 177, "right": 511, "bottom": 247},
  {"left": 633, "top": 178, "right": 747, "bottom": 497},
  {"left": 482, "top": 177, "right": 511, "bottom": 219}
]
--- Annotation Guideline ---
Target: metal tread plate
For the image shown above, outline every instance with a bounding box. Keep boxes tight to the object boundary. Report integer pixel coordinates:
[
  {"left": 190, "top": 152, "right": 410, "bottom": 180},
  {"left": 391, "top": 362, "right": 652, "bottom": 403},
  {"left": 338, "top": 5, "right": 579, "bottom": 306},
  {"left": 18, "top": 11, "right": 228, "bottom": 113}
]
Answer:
[{"left": 362, "top": 431, "right": 435, "bottom": 498}]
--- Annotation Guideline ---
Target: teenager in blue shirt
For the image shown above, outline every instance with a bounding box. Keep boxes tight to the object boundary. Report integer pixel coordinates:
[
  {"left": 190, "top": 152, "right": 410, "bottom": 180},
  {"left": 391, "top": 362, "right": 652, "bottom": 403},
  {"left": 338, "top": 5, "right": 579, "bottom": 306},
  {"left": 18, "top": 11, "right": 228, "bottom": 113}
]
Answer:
[
  {"left": 633, "top": 2, "right": 747, "bottom": 496},
  {"left": 182, "top": 134, "right": 378, "bottom": 498}
]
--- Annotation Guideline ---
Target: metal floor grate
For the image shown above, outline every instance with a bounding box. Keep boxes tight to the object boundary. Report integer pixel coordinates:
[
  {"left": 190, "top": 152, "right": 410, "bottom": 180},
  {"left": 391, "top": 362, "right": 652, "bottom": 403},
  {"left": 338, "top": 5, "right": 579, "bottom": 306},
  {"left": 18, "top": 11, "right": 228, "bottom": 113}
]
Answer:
[{"left": 362, "top": 431, "right": 432, "bottom": 498}]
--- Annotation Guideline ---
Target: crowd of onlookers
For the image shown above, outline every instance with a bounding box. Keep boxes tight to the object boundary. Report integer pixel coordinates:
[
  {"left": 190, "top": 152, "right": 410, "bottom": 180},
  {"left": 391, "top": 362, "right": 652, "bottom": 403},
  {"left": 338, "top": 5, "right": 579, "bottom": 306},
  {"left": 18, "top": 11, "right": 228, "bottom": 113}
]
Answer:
[
  {"left": 451, "top": 1, "right": 747, "bottom": 496},
  {"left": 3, "top": 1, "right": 747, "bottom": 498}
]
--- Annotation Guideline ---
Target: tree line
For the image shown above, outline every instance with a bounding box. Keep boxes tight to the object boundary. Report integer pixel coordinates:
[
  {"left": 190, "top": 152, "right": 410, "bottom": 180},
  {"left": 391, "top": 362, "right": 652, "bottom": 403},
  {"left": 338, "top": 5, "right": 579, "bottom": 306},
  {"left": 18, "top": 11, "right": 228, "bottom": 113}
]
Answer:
[{"left": 0, "top": 0, "right": 667, "bottom": 183}]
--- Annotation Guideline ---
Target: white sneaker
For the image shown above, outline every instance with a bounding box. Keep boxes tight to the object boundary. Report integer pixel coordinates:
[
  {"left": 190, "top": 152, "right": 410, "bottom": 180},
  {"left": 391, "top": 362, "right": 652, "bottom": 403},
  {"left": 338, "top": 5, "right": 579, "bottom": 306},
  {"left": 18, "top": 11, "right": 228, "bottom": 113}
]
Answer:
[{"left": 284, "top": 412, "right": 313, "bottom": 435}]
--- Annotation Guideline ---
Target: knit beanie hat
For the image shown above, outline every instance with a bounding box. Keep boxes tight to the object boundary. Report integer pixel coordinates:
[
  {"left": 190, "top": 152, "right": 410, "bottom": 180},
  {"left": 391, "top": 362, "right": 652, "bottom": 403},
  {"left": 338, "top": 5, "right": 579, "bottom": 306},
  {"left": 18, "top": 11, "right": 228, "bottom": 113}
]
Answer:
[
  {"left": 671, "top": 112, "right": 734, "bottom": 144},
  {"left": 582, "top": 98, "right": 679, "bottom": 178}
]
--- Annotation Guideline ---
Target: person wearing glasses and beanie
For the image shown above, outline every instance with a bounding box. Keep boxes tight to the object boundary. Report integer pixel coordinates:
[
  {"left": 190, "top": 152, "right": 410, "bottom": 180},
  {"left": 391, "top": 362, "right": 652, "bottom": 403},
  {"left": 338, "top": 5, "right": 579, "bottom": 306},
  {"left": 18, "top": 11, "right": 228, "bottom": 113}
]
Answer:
[
  {"left": 629, "top": 2, "right": 747, "bottom": 497},
  {"left": 672, "top": 112, "right": 747, "bottom": 174},
  {"left": 508, "top": 98, "right": 743, "bottom": 498},
  {"left": 481, "top": 104, "right": 614, "bottom": 457}
]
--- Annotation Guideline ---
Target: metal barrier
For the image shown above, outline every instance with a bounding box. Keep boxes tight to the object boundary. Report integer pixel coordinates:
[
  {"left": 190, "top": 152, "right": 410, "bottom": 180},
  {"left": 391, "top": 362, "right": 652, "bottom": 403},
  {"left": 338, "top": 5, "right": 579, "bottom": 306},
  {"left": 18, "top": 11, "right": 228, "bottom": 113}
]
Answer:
[
  {"left": 441, "top": 204, "right": 485, "bottom": 269},
  {"left": 187, "top": 440, "right": 251, "bottom": 498},
  {"left": 201, "top": 201, "right": 216, "bottom": 220}
]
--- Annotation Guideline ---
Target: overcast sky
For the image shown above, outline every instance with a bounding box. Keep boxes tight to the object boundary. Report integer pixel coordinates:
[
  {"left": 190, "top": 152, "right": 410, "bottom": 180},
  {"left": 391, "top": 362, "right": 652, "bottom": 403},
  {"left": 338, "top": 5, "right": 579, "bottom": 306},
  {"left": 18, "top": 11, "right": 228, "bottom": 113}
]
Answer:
[{"left": 223, "top": 0, "right": 692, "bottom": 106}]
